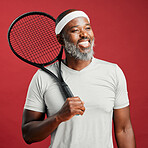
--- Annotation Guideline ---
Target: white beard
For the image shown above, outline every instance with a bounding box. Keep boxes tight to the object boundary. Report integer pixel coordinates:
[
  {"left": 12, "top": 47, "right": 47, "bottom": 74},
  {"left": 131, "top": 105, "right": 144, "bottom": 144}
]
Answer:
[{"left": 63, "top": 36, "right": 94, "bottom": 61}]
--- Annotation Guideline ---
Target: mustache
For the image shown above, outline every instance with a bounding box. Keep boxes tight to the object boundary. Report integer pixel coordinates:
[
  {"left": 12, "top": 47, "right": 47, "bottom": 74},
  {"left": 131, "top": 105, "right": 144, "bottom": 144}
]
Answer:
[
  {"left": 63, "top": 37, "right": 94, "bottom": 61},
  {"left": 77, "top": 37, "right": 91, "bottom": 44}
]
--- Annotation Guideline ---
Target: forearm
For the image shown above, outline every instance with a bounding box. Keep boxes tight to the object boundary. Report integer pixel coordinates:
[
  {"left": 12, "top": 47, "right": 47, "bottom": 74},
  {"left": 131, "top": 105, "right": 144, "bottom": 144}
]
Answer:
[
  {"left": 22, "top": 114, "right": 61, "bottom": 144},
  {"left": 22, "top": 97, "right": 85, "bottom": 144},
  {"left": 115, "top": 127, "right": 136, "bottom": 148}
]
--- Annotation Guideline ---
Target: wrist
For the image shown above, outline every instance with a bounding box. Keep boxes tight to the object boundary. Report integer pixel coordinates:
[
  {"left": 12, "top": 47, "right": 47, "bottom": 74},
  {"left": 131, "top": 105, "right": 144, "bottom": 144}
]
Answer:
[{"left": 55, "top": 113, "right": 63, "bottom": 124}]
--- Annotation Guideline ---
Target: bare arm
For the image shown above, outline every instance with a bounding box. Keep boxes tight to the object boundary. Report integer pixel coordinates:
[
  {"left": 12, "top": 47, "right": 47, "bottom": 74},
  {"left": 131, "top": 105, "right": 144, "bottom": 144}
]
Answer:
[
  {"left": 22, "top": 109, "right": 61, "bottom": 144},
  {"left": 113, "top": 106, "right": 136, "bottom": 148},
  {"left": 22, "top": 97, "right": 85, "bottom": 144}
]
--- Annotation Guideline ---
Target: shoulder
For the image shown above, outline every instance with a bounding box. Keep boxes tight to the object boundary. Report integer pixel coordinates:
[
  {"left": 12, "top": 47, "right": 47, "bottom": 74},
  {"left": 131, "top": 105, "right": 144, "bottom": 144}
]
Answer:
[
  {"left": 94, "top": 58, "right": 127, "bottom": 82},
  {"left": 93, "top": 57, "right": 118, "bottom": 71},
  {"left": 36, "top": 62, "right": 58, "bottom": 77},
  {"left": 31, "top": 62, "right": 59, "bottom": 85},
  {"left": 92, "top": 58, "right": 126, "bottom": 82}
]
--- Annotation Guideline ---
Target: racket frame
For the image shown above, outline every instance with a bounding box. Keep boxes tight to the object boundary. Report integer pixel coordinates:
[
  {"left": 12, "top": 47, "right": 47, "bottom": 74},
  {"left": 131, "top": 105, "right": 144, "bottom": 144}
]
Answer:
[
  {"left": 7, "top": 11, "right": 60, "bottom": 67},
  {"left": 7, "top": 11, "right": 74, "bottom": 99}
]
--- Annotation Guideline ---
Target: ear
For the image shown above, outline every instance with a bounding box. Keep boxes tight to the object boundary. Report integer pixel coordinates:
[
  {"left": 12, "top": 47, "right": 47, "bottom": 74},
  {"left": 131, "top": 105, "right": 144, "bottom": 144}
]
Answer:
[{"left": 56, "top": 34, "right": 65, "bottom": 46}]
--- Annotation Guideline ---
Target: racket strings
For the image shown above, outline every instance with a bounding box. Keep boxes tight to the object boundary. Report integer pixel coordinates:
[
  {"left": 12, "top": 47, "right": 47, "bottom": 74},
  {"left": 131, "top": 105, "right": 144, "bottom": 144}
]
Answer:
[
  {"left": 11, "top": 18, "right": 42, "bottom": 62},
  {"left": 9, "top": 14, "right": 61, "bottom": 64}
]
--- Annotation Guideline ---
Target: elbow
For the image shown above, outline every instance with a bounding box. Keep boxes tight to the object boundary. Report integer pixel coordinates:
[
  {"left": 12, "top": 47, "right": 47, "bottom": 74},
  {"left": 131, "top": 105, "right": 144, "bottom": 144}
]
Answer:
[
  {"left": 122, "top": 125, "right": 133, "bottom": 134},
  {"left": 121, "top": 126, "right": 129, "bottom": 134},
  {"left": 22, "top": 126, "right": 33, "bottom": 144},
  {"left": 23, "top": 134, "right": 32, "bottom": 145},
  {"left": 115, "top": 125, "right": 134, "bottom": 137}
]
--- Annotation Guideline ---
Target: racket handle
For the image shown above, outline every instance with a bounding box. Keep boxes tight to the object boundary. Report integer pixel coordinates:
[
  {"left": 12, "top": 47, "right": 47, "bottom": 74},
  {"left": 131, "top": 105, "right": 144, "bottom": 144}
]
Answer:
[
  {"left": 61, "top": 82, "right": 79, "bottom": 116},
  {"left": 61, "top": 82, "right": 74, "bottom": 98}
]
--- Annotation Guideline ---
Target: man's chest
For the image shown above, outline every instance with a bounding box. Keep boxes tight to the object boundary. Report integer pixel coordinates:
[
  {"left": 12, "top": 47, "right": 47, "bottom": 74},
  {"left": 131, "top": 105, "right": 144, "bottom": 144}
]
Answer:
[{"left": 44, "top": 71, "right": 116, "bottom": 116}]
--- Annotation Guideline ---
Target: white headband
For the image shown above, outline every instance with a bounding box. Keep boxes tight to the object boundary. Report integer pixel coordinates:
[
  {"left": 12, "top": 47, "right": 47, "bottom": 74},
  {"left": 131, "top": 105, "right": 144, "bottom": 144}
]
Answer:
[{"left": 55, "top": 11, "right": 90, "bottom": 35}]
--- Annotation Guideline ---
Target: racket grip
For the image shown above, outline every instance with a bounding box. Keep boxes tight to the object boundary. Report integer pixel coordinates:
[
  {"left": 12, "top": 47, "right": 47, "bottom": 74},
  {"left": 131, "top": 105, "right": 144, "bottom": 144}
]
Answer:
[
  {"left": 62, "top": 82, "right": 79, "bottom": 116},
  {"left": 61, "top": 82, "right": 74, "bottom": 98}
]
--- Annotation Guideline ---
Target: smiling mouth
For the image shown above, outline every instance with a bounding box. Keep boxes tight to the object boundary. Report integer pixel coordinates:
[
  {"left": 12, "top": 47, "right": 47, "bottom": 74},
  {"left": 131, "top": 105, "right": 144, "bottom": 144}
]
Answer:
[{"left": 78, "top": 40, "right": 91, "bottom": 49}]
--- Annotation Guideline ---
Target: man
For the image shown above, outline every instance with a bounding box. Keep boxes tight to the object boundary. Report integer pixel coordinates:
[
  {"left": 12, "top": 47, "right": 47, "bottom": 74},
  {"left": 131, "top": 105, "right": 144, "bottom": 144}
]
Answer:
[{"left": 22, "top": 9, "right": 136, "bottom": 148}]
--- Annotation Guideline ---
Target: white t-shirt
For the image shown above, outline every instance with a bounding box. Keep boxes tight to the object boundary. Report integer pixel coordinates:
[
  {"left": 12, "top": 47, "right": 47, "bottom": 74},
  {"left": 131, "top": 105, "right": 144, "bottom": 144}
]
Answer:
[{"left": 24, "top": 58, "right": 129, "bottom": 148}]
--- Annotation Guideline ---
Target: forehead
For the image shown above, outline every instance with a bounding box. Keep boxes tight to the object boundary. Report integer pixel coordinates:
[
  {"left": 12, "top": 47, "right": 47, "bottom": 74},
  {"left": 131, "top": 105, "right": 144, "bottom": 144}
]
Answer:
[{"left": 65, "top": 17, "right": 90, "bottom": 29}]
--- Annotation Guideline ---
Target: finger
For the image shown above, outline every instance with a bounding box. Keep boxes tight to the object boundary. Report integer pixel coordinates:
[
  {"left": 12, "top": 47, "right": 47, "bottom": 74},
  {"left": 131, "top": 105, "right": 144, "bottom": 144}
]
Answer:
[
  {"left": 80, "top": 106, "right": 85, "bottom": 112},
  {"left": 67, "top": 100, "right": 83, "bottom": 107},
  {"left": 69, "top": 102, "right": 85, "bottom": 110},
  {"left": 67, "top": 97, "right": 81, "bottom": 102},
  {"left": 74, "top": 109, "right": 85, "bottom": 116}
]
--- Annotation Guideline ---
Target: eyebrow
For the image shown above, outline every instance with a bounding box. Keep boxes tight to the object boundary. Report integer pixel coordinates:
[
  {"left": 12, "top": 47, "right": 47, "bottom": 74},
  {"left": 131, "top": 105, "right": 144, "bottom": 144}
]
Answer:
[{"left": 69, "top": 23, "right": 91, "bottom": 30}]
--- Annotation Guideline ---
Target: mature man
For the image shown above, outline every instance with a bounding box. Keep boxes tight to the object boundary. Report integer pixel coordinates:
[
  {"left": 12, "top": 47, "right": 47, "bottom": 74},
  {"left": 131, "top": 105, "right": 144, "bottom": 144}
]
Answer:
[{"left": 22, "top": 9, "right": 136, "bottom": 148}]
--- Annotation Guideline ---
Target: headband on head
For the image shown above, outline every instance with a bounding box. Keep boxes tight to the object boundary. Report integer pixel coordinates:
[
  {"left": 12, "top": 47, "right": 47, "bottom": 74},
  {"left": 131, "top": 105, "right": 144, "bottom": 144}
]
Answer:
[{"left": 55, "top": 11, "right": 90, "bottom": 35}]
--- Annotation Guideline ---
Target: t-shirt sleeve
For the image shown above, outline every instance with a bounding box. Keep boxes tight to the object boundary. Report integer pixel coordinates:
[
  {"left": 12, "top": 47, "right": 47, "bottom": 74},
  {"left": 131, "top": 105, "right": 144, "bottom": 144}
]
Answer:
[
  {"left": 24, "top": 70, "right": 46, "bottom": 113},
  {"left": 114, "top": 65, "right": 129, "bottom": 109}
]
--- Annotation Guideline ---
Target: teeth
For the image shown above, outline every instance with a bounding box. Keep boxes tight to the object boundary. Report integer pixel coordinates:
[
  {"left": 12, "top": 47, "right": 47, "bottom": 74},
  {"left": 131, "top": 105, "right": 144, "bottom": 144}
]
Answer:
[{"left": 79, "top": 41, "right": 89, "bottom": 46}]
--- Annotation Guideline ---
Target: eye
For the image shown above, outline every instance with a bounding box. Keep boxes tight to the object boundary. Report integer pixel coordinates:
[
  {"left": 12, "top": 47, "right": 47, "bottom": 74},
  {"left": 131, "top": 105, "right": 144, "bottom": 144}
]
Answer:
[
  {"left": 86, "top": 26, "right": 91, "bottom": 30},
  {"left": 71, "top": 29, "right": 79, "bottom": 33}
]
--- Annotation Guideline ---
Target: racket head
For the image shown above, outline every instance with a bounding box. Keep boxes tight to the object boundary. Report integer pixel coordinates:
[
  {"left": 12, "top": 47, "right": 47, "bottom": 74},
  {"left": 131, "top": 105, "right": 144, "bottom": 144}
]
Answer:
[{"left": 8, "top": 11, "right": 62, "bottom": 67}]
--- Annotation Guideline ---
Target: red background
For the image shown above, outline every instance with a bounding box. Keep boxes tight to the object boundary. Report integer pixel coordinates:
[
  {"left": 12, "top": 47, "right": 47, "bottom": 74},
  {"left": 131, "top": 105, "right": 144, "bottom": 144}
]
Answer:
[{"left": 0, "top": 0, "right": 148, "bottom": 147}]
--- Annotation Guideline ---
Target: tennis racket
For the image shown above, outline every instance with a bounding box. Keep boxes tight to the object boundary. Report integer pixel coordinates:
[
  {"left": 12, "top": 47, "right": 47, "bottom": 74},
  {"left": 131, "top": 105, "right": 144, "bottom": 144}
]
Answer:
[{"left": 7, "top": 11, "right": 74, "bottom": 99}]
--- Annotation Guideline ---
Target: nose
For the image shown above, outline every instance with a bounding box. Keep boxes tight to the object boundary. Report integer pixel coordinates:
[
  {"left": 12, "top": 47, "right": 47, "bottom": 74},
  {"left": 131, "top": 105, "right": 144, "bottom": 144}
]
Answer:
[{"left": 79, "top": 29, "right": 89, "bottom": 38}]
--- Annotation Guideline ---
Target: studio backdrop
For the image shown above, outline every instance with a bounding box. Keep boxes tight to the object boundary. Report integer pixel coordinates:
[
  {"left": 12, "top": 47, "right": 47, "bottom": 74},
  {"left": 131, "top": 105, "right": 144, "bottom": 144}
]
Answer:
[{"left": 0, "top": 0, "right": 148, "bottom": 148}]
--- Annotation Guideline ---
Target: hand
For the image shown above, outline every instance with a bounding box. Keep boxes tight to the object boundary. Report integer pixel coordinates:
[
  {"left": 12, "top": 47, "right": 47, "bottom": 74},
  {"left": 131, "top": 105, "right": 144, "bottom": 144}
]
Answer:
[{"left": 56, "top": 97, "right": 85, "bottom": 122}]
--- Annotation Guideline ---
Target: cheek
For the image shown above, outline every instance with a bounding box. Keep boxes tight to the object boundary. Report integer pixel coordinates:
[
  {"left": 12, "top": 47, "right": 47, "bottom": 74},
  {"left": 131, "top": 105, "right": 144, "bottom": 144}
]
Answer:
[
  {"left": 68, "top": 34, "right": 79, "bottom": 44},
  {"left": 89, "top": 31, "right": 94, "bottom": 40}
]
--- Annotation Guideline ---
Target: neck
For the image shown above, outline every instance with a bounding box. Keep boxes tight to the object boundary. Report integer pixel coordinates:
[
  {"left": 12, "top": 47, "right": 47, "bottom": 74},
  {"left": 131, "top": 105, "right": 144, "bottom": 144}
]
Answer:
[{"left": 65, "top": 54, "right": 92, "bottom": 71}]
